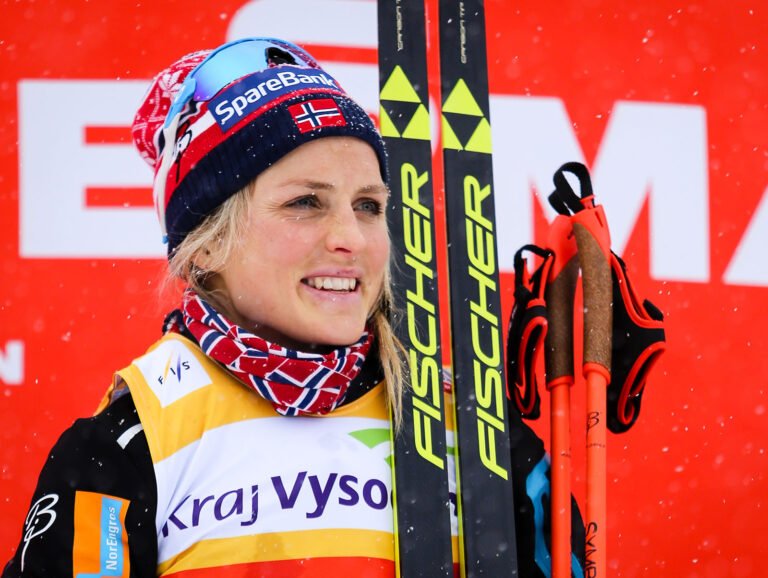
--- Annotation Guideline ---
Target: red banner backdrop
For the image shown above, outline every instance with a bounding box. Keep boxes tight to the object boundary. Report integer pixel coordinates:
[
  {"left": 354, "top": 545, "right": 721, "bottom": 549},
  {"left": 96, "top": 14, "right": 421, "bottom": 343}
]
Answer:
[{"left": 1, "top": 1, "right": 767, "bottom": 576}]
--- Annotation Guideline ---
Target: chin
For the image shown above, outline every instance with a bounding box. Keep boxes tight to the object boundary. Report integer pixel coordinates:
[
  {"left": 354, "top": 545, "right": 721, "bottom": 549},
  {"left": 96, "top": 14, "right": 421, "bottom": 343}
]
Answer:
[{"left": 296, "top": 325, "right": 368, "bottom": 351}]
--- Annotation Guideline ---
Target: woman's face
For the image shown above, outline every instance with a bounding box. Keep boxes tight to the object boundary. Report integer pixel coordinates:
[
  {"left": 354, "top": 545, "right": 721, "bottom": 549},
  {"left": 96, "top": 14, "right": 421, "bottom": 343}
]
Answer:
[{"left": 212, "top": 136, "right": 389, "bottom": 350}]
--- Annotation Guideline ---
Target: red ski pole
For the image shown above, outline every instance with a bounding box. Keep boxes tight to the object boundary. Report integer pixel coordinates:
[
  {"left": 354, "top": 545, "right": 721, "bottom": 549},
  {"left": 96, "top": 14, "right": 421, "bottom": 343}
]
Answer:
[
  {"left": 571, "top": 182, "right": 613, "bottom": 578},
  {"left": 543, "top": 214, "right": 578, "bottom": 578},
  {"left": 546, "top": 161, "right": 613, "bottom": 576}
]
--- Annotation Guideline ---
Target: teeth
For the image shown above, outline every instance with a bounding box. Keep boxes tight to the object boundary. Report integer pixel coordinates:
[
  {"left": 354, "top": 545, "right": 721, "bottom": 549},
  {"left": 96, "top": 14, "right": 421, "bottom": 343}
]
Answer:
[{"left": 307, "top": 277, "right": 357, "bottom": 291}]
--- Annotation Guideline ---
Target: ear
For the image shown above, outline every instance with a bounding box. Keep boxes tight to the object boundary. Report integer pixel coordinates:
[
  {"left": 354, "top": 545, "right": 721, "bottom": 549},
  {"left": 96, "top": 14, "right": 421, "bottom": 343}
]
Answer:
[{"left": 192, "top": 247, "right": 215, "bottom": 272}]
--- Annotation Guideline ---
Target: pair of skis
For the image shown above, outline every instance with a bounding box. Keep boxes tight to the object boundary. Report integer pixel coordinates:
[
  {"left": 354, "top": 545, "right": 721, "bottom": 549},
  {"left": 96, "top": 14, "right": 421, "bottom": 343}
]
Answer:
[{"left": 378, "top": 0, "right": 519, "bottom": 576}]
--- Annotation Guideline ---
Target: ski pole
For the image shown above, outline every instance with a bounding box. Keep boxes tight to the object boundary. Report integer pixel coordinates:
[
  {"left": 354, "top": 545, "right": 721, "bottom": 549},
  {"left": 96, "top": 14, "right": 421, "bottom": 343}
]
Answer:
[
  {"left": 543, "top": 213, "right": 579, "bottom": 578},
  {"left": 570, "top": 175, "right": 613, "bottom": 578}
]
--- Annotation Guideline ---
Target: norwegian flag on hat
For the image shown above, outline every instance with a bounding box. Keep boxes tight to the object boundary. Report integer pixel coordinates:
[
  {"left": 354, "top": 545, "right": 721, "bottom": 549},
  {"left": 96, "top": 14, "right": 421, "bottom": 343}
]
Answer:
[{"left": 288, "top": 98, "right": 347, "bottom": 133}]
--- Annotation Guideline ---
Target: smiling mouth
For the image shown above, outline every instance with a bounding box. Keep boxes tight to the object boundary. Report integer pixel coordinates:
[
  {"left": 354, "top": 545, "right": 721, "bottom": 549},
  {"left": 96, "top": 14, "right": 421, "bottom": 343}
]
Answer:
[{"left": 303, "top": 276, "right": 359, "bottom": 292}]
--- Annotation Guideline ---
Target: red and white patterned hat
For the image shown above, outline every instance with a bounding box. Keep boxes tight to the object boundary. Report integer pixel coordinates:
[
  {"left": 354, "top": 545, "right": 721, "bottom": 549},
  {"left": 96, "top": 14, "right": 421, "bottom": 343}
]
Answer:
[{"left": 132, "top": 39, "right": 387, "bottom": 256}]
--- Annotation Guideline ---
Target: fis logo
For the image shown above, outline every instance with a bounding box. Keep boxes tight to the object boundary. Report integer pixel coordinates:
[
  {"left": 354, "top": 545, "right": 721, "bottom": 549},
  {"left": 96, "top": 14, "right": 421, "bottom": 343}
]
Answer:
[
  {"left": 158, "top": 355, "right": 191, "bottom": 386},
  {"left": 72, "top": 491, "right": 130, "bottom": 578},
  {"left": 136, "top": 340, "right": 213, "bottom": 407}
]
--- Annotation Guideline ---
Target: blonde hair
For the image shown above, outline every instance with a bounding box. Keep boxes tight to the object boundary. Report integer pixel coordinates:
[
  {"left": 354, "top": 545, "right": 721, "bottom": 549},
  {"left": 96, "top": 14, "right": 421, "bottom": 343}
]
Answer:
[{"left": 167, "top": 183, "right": 405, "bottom": 429}]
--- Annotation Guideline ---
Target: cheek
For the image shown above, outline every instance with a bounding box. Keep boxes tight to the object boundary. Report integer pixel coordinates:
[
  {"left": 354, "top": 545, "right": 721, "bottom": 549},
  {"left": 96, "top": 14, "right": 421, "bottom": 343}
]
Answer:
[
  {"left": 245, "top": 219, "right": 302, "bottom": 258},
  {"left": 269, "top": 215, "right": 322, "bottom": 248},
  {"left": 370, "top": 230, "right": 391, "bottom": 278}
]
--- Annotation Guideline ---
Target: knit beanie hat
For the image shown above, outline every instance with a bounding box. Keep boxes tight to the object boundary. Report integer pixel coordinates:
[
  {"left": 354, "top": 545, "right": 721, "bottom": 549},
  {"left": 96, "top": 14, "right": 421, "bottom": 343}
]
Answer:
[{"left": 132, "top": 38, "right": 388, "bottom": 256}]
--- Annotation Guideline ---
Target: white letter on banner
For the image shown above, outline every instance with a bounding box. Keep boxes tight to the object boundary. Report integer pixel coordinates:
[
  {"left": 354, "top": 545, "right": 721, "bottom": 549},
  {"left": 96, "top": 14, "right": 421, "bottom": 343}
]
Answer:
[
  {"left": 490, "top": 96, "right": 586, "bottom": 272},
  {"left": 490, "top": 97, "right": 709, "bottom": 282},
  {"left": 592, "top": 102, "right": 709, "bottom": 282},
  {"left": 0, "top": 340, "right": 24, "bottom": 386},
  {"left": 19, "top": 80, "right": 164, "bottom": 258},
  {"left": 724, "top": 185, "right": 768, "bottom": 286}
]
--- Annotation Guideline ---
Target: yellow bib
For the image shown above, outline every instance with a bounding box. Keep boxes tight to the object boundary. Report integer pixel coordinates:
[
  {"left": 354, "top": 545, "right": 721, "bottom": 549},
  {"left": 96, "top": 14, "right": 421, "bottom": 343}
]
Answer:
[{"left": 118, "top": 333, "right": 395, "bottom": 577}]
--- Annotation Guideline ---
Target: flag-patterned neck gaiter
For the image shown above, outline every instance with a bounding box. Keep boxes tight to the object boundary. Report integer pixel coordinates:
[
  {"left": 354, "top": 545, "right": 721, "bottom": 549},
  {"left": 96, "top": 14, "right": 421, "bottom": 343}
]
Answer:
[{"left": 180, "top": 290, "right": 373, "bottom": 417}]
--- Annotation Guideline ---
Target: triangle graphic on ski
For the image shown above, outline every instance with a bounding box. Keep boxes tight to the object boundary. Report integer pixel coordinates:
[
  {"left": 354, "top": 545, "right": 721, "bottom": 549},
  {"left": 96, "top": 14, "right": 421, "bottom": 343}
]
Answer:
[
  {"left": 380, "top": 65, "right": 422, "bottom": 103},
  {"left": 379, "top": 106, "right": 401, "bottom": 138},
  {"left": 442, "top": 78, "right": 484, "bottom": 116},
  {"left": 402, "top": 104, "right": 431, "bottom": 140},
  {"left": 380, "top": 101, "right": 423, "bottom": 138},
  {"left": 465, "top": 117, "right": 493, "bottom": 154},
  {"left": 442, "top": 112, "right": 482, "bottom": 150},
  {"left": 441, "top": 114, "right": 463, "bottom": 150}
]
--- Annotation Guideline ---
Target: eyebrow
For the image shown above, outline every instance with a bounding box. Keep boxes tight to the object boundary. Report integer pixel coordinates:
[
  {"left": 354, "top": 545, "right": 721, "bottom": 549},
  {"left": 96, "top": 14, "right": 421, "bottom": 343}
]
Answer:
[{"left": 286, "top": 179, "right": 389, "bottom": 197}]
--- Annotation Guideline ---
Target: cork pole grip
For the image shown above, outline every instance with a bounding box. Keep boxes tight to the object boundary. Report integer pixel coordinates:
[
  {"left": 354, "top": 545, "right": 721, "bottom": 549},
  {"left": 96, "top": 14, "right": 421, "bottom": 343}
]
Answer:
[
  {"left": 544, "top": 257, "right": 579, "bottom": 382},
  {"left": 573, "top": 222, "right": 612, "bottom": 370}
]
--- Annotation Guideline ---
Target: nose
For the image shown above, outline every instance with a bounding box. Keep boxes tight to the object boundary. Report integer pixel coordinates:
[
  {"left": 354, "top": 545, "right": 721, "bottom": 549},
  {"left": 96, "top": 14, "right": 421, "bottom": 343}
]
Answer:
[{"left": 325, "top": 206, "right": 366, "bottom": 254}]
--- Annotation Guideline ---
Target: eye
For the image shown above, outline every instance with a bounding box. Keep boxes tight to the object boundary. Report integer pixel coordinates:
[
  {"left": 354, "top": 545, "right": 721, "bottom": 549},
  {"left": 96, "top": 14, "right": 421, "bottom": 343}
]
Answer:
[
  {"left": 356, "top": 198, "right": 384, "bottom": 216},
  {"left": 286, "top": 194, "right": 320, "bottom": 209}
]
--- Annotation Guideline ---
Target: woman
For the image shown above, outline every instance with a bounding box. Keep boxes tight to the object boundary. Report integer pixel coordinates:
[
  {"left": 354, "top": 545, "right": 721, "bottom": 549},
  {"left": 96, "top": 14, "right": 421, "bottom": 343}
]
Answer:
[{"left": 4, "top": 38, "right": 583, "bottom": 577}]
